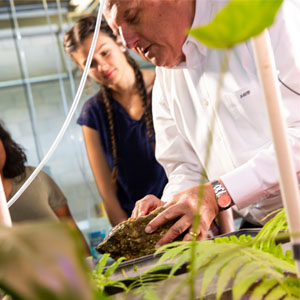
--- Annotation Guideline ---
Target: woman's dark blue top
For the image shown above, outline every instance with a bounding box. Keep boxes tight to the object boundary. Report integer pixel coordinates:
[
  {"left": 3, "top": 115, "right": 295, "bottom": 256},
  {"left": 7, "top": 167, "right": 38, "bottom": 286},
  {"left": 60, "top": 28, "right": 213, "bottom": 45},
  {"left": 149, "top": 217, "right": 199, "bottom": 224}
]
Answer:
[{"left": 77, "top": 91, "right": 168, "bottom": 216}]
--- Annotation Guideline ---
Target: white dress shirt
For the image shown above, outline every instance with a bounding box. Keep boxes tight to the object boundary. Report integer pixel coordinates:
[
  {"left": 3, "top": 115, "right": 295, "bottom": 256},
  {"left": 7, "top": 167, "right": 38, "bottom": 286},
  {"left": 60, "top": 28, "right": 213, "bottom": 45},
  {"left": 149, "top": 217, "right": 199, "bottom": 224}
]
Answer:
[{"left": 153, "top": 0, "right": 300, "bottom": 225}]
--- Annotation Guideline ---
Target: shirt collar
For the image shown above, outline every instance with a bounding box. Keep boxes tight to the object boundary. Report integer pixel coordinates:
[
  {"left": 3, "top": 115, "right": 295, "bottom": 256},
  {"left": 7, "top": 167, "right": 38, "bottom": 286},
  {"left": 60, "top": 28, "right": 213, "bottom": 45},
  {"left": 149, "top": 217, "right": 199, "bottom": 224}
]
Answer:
[{"left": 181, "top": 0, "right": 211, "bottom": 68}]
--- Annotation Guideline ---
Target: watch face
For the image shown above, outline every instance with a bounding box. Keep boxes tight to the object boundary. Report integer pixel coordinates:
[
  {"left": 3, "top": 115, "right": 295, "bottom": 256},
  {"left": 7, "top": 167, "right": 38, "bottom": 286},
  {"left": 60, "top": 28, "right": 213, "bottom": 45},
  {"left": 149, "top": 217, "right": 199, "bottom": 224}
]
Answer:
[{"left": 218, "top": 193, "right": 232, "bottom": 209}]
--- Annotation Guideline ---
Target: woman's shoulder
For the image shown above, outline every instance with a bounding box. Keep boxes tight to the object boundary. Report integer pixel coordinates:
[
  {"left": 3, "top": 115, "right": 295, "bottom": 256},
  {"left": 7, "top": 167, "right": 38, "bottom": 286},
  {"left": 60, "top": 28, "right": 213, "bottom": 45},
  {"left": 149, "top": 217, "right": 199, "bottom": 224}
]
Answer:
[
  {"left": 82, "top": 92, "right": 104, "bottom": 111},
  {"left": 141, "top": 69, "right": 156, "bottom": 94}
]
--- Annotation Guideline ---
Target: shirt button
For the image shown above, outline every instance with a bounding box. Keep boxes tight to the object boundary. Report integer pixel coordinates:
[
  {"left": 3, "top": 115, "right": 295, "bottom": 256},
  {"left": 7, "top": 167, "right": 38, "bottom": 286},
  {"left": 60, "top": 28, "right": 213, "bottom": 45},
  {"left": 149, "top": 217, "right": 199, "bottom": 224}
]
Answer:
[{"left": 203, "top": 99, "right": 209, "bottom": 106}]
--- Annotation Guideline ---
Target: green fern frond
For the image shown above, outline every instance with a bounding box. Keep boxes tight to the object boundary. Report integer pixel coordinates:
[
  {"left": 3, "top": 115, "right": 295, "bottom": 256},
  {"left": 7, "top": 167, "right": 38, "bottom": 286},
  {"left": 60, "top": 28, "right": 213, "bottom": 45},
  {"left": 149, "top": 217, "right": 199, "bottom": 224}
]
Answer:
[
  {"left": 154, "top": 241, "right": 192, "bottom": 265},
  {"left": 248, "top": 278, "right": 278, "bottom": 300},
  {"left": 104, "top": 257, "right": 125, "bottom": 278}
]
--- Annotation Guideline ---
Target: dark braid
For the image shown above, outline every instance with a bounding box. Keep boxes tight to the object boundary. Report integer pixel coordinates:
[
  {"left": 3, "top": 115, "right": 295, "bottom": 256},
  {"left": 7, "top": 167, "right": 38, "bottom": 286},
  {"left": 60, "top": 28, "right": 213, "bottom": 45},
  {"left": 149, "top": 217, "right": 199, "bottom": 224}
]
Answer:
[
  {"left": 101, "top": 86, "right": 118, "bottom": 183},
  {"left": 64, "top": 15, "right": 155, "bottom": 183},
  {"left": 124, "top": 52, "right": 154, "bottom": 142}
]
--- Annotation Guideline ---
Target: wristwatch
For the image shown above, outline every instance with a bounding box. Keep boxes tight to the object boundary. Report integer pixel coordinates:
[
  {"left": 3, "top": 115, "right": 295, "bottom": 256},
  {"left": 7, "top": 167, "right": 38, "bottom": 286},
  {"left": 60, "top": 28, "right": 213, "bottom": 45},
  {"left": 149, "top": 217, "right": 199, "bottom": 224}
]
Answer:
[{"left": 211, "top": 180, "right": 233, "bottom": 211}]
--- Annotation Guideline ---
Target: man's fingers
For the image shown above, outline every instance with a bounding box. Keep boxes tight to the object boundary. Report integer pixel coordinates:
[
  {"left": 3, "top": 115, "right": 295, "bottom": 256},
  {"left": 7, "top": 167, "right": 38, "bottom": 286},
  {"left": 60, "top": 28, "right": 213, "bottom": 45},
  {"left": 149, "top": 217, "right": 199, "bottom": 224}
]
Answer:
[
  {"left": 151, "top": 215, "right": 192, "bottom": 248},
  {"left": 182, "top": 227, "right": 201, "bottom": 241},
  {"left": 145, "top": 205, "right": 183, "bottom": 234}
]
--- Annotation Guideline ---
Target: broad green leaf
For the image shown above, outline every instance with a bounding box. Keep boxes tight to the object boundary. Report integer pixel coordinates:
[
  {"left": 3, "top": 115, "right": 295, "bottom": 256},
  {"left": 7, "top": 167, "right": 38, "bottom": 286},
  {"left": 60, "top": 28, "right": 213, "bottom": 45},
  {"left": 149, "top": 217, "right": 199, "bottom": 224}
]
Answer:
[
  {"left": 0, "top": 222, "right": 93, "bottom": 300},
  {"left": 189, "top": 0, "right": 283, "bottom": 49}
]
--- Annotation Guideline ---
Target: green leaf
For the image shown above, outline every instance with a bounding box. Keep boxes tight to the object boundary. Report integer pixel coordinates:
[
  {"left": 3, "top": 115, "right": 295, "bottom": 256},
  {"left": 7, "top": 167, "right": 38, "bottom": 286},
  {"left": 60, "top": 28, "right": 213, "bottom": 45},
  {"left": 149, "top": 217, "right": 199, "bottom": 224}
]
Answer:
[
  {"left": 155, "top": 242, "right": 191, "bottom": 266},
  {"left": 201, "top": 251, "right": 241, "bottom": 299},
  {"left": 104, "top": 257, "right": 125, "bottom": 278},
  {"left": 189, "top": 0, "right": 283, "bottom": 49},
  {"left": 0, "top": 222, "right": 93, "bottom": 300},
  {"left": 169, "top": 250, "right": 190, "bottom": 277},
  {"left": 264, "top": 284, "right": 287, "bottom": 300},
  {"left": 249, "top": 278, "right": 278, "bottom": 300},
  {"left": 233, "top": 273, "right": 266, "bottom": 300},
  {"left": 217, "top": 255, "right": 252, "bottom": 299},
  {"left": 134, "top": 286, "right": 161, "bottom": 300},
  {"left": 95, "top": 254, "right": 110, "bottom": 275}
]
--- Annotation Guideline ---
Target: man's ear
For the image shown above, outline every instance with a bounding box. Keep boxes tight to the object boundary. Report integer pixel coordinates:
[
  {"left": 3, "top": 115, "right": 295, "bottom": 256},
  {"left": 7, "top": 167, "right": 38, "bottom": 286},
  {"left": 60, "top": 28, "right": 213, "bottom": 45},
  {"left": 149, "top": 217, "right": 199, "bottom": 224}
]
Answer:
[{"left": 116, "top": 34, "right": 125, "bottom": 48}]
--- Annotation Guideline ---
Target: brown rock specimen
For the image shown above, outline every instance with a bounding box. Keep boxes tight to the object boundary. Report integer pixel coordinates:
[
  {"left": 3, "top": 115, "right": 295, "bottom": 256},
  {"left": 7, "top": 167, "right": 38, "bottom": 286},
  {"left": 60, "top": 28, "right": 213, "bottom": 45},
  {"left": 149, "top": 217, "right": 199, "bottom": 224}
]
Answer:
[{"left": 96, "top": 207, "right": 178, "bottom": 261}]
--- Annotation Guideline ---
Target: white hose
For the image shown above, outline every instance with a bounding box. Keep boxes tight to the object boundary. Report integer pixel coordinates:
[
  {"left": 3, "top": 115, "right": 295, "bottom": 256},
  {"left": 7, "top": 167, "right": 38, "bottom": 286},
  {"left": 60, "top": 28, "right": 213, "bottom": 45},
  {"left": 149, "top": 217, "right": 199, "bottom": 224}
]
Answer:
[{"left": 8, "top": 0, "right": 107, "bottom": 208}]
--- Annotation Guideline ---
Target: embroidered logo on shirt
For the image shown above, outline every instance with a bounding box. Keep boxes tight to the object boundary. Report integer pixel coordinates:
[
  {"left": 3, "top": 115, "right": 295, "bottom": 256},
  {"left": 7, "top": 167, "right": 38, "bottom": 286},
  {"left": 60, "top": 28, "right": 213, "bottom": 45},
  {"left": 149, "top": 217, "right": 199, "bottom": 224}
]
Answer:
[{"left": 240, "top": 90, "right": 250, "bottom": 99}]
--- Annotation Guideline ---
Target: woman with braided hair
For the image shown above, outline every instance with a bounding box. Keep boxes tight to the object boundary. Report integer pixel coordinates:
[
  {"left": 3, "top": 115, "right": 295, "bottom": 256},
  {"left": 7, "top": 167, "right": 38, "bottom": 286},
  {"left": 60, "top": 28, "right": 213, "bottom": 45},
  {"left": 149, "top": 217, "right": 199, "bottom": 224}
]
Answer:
[{"left": 64, "top": 16, "right": 168, "bottom": 226}]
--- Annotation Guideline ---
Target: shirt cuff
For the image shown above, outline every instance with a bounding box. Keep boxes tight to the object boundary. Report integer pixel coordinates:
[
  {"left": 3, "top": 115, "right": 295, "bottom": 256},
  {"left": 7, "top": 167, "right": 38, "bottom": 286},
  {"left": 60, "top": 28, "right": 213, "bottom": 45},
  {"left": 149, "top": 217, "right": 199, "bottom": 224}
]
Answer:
[{"left": 220, "top": 162, "right": 266, "bottom": 210}]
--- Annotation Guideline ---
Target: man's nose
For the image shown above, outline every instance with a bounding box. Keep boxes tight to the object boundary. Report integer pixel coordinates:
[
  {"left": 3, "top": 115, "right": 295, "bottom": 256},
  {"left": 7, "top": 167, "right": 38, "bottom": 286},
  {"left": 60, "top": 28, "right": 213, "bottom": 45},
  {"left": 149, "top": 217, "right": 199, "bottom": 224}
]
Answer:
[{"left": 118, "top": 26, "right": 139, "bottom": 49}]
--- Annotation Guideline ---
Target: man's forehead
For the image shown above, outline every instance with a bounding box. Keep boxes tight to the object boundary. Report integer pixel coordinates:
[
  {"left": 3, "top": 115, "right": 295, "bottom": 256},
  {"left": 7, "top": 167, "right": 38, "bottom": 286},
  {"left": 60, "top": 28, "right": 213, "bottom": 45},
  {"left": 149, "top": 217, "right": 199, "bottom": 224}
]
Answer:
[
  {"left": 105, "top": 0, "right": 136, "bottom": 29},
  {"left": 105, "top": 0, "right": 134, "bottom": 14}
]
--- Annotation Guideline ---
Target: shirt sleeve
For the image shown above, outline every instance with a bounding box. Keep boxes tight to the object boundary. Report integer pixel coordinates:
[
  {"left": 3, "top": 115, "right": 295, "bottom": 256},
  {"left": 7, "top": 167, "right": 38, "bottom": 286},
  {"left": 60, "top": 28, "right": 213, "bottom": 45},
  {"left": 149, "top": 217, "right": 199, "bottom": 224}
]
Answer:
[
  {"left": 40, "top": 171, "right": 68, "bottom": 211},
  {"left": 76, "top": 97, "right": 98, "bottom": 130},
  {"left": 221, "top": 0, "right": 300, "bottom": 209},
  {"left": 152, "top": 72, "right": 205, "bottom": 202}
]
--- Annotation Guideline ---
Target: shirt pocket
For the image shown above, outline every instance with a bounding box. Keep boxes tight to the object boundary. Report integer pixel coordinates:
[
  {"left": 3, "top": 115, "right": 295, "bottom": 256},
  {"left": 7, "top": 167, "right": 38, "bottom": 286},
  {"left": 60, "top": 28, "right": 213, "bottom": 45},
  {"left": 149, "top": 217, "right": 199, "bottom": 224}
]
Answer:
[{"left": 223, "top": 83, "right": 271, "bottom": 139}]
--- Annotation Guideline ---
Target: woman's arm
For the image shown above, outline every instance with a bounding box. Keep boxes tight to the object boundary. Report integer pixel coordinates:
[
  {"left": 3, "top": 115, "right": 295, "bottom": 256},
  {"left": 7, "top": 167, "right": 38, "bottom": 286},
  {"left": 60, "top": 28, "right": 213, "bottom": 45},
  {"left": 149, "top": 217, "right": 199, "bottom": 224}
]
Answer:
[
  {"left": 55, "top": 204, "right": 91, "bottom": 256},
  {"left": 82, "top": 126, "right": 128, "bottom": 226}
]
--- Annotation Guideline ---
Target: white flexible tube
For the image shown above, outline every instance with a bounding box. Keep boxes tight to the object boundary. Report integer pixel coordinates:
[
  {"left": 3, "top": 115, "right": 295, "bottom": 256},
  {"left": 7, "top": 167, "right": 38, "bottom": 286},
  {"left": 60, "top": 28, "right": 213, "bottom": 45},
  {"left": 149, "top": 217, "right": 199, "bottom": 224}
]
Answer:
[{"left": 7, "top": 0, "right": 107, "bottom": 208}]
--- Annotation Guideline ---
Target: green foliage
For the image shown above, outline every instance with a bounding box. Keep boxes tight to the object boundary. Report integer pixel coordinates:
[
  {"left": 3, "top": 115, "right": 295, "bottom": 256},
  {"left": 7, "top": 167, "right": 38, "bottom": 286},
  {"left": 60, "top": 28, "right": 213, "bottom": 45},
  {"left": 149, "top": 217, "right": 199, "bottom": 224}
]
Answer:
[
  {"left": 0, "top": 221, "right": 93, "bottom": 300},
  {"left": 189, "top": 0, "right": 283, "bottom": 49},
  {"left": 253, "top": 209, "right": 289, "bottom": 250},
  {"left": 90, "top": 209, "right": 299, "bottom": 300},
  {"left": 91, "top": 254, "right": 128, "bottom": 295}
]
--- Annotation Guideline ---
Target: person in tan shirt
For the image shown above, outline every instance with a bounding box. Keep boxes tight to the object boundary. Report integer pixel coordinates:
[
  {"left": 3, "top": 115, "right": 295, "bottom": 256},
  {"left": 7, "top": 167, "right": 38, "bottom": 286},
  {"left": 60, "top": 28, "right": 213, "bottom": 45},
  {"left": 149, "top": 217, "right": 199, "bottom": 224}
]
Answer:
[{"left": 0, "top": 120, "right": 90, "bottom": 254}]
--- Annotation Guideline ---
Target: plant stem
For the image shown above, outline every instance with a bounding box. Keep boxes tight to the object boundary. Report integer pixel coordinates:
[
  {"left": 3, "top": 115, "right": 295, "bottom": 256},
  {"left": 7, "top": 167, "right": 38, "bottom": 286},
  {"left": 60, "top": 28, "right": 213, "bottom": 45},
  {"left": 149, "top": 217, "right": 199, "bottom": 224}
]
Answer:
[{"left": 188, "top": 49, "right": 230, "bottom": 300}]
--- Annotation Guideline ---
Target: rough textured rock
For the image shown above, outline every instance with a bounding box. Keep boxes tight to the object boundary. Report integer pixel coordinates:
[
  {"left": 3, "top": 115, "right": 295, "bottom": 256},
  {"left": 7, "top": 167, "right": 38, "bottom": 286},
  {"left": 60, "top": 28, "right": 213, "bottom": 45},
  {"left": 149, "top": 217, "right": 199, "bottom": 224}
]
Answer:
[{"left": 96, "top": 207, "right": 177, "bottom": 260}]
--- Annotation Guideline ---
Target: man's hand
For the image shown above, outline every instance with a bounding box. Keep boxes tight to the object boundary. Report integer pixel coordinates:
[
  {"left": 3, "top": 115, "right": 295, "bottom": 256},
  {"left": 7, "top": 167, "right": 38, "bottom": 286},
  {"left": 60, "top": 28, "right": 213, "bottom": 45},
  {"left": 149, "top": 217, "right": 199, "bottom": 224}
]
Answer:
[
  {"left": 145, "top": 184, "right": 219, "bottom": 248},
  {"left": 131, "top": 194, "right": 164, "bottom": 218}
]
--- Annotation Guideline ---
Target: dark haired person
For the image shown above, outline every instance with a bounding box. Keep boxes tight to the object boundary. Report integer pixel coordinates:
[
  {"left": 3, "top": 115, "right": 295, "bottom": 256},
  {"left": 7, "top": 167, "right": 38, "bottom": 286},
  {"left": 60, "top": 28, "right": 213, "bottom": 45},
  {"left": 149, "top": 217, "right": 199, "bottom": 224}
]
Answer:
[
  {"left": 0, "top": 121, "right": 73, "bottom": 223},
  {"left": 64, "top": 16, "right": 168, "bottom": 226},
  {"left": 0, "top": 121, "right": 90, "bottom": 254}
]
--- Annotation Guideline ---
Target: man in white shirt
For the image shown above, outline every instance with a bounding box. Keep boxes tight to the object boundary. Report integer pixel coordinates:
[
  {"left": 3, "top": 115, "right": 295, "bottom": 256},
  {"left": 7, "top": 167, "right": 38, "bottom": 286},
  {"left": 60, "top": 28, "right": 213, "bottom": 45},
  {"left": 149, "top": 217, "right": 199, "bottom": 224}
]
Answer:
[{"left": 104, "top": 0, "right": 300, "bottom": 247}]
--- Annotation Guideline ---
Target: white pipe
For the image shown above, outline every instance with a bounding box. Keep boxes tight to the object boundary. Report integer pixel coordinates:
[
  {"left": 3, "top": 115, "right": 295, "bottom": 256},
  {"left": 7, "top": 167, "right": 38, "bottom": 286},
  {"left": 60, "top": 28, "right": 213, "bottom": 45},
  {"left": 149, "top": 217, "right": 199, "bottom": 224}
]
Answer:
[
  {"left": 0, "top": 176, "right": 12, "bottom": 227},
  {"left": 252, "top": 29, "right": 300, "bottom": 277},
  {"left": 7, "top": 0, "right": 107, "bottom": 208}
]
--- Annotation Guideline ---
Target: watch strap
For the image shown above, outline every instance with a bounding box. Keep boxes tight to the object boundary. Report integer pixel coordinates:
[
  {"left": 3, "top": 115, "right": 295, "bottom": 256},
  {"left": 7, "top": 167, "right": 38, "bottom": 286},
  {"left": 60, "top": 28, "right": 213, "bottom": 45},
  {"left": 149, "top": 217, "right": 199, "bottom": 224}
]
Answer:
[{"left": 211, "top": 180, "right": 233, "bottom": 211}]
